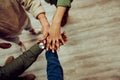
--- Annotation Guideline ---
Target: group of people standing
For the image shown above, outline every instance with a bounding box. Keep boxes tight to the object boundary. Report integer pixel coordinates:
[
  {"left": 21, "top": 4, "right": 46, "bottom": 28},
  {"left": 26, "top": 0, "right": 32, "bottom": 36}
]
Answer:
[{"left": 0, "top": 0, "right": 72, "bottom": 80}]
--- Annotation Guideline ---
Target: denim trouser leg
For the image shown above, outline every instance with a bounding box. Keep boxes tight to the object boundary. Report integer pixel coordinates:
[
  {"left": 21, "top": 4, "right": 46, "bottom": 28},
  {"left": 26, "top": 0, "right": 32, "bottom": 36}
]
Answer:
[{"left": 45, "top": 50, "right": 64, "bottom": 80}]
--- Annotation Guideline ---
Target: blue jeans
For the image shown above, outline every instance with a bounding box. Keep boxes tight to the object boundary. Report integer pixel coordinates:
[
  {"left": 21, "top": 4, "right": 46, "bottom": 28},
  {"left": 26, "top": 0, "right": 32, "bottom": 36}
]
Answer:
[{"left": 46, "top": 50, "right": 64, "bottom": 80}]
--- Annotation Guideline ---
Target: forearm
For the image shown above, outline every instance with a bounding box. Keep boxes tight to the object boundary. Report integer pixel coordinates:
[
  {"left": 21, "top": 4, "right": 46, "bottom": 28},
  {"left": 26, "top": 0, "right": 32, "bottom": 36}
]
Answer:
[
  {"left": 52, "top": 7, "right": 67, "bottom": 26},
  {"left": 37, "top": 13, "right": 50, "bottom": 29},
  {"left": 46, "top": 50, "right": 64, "bottom": 80},
  {"left": 0, "top": 44, "right": 43, "bottom": 80}
]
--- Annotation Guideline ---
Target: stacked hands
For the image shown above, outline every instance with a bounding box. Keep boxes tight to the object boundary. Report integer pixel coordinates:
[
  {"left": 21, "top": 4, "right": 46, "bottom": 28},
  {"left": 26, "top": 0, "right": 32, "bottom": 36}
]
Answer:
[
  {"left": 38, "top": 6, "right": 68, "bottom": 52},
  {"left": 40, "top": 31, "right": 67, "bottom": 52},
  {"left": 0, "top": 30, "right": 67, "bottom": 51},
  {"left": 0, "top": 7, "right": 68, "bottom": 51}
]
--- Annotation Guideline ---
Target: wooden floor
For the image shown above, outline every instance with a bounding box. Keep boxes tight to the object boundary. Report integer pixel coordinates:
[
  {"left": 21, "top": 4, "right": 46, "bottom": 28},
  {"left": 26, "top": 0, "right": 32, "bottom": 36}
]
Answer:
[{"left": 0, "top": 0, "right": 120, "bottom": 80}]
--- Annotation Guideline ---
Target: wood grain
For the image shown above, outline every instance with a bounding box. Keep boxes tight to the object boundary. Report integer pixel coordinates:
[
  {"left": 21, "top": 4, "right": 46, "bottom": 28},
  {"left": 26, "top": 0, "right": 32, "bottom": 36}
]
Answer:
[{"left": 0, "top": 0, "right": 120, "bottom": 80}]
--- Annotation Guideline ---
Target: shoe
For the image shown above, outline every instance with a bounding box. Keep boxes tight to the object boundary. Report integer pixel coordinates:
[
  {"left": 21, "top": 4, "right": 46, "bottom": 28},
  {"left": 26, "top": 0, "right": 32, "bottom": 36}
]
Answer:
[
  {"left": 0, "top": 42, "right": 12, "bottom": 49},
  {"left": 22, "top": 74, "right": 36, "bottom": 80},
  {"left": 5, "top": 56, "right": 14, "bottom": 65},
  {"left": 61, "top": 8, "right": 69, "bottom": 27},
  {"left": 29, "top": 28, "right": 41, "bottom": 35},
  {"left": 29, "top": 28, "right": 37, "bottom": 35},
  {"left": 18, "top": 41, "right": 26, "bottom": 51}
]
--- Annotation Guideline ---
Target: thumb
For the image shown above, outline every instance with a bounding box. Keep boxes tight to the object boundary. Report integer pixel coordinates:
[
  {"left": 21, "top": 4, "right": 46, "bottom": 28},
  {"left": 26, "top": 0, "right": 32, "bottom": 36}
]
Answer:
[{"left": 42, "top": 32, "right": 48, "bottom": 40}]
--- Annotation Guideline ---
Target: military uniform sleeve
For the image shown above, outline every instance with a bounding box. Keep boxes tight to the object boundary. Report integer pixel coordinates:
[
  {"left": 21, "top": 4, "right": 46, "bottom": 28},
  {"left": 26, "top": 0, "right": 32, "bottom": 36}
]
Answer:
[
  {"left": 57, "top": 0, "right": 72, "bottom": 7},
  {"left": 17, "top": 0, "right": 45, "bottom": 18},
  {"left": 0, "top": 44, "right": 43, "bottom": 80}
]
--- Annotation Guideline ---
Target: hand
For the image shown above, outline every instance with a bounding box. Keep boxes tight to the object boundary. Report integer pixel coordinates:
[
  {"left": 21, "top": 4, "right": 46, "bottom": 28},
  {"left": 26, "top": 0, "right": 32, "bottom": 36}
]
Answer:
[
  {"left": 46, "top": 24, "right": 66, "bottom": 52},
  {"left": 39, "top": 31, "right": 67, "bottom": 50},
  {"left": 37, "top": 13, "right": 50, "bottom": 41}
]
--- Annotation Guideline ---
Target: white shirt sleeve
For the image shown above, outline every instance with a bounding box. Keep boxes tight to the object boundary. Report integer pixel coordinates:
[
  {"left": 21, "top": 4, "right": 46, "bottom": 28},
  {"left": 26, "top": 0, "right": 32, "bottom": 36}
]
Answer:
[{"left": 17, "top": 0, "right": 45, "bottom": 18}]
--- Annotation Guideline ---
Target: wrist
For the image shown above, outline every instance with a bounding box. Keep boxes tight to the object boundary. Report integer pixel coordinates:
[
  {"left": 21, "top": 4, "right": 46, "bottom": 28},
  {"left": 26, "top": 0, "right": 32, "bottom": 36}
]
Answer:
[
  {"left": 37, "top": 12, "right": 46, "bottom": 19},
  {"left": 52, "top": 7, "right": 66, "bottom": 24},
  {"left": 52, "top": 20, "right": 61, "bottom": 26},
  {"left": 38, "top": 13, "right": 50, "bottom": 28}
]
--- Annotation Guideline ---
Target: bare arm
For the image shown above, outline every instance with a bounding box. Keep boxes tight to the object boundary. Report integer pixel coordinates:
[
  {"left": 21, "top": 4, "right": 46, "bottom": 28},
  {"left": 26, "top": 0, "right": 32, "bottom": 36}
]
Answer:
[
  {"left": 37, "top": 13, "right": 50, "bottom": 38},
  {"left": 47, "top": 7, "right": 67, "bottom": 52},
  {"left": 18, "top": 0, "right": 50, "bottom": 37}
]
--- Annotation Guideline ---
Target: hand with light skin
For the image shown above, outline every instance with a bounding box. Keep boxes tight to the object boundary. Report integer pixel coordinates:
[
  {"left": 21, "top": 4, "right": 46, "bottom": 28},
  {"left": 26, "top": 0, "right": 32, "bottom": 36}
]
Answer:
[
  {"left": 46, "top": 6, "right": 67, "bottom": 52},
  {"left": 37, "top": 12, "right": 50, "bottom": 39},
  {"left": 39, "top": 31, "right": 67, "bottom": 50}
]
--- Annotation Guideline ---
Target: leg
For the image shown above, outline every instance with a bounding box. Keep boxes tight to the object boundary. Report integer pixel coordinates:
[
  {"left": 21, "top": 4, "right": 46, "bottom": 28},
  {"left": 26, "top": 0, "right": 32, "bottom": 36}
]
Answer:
[
  {"left": 3, "top": 36, "right": 26, "bottom": 51},
  {"left": 61, "top": 0, "right": 74, "bottom": 26},
  {"left": 0, "top": 42, "right": 12, "bottom": 49},
  {"left": 24, "top": 18, "right": 33, "bottom": 31},
  {"left": 44, "top": 0, "right": 70, "bottom": 26},
  {"left": 24, "top": 18, "right": 37, "bottom": 35},
  {"left": 45, "top": 50, "right": 64, "bottom": 80},
  {"left": 44, "top": 0, "right": 57, "bottom": 6},
  {"left": 61, "top": 8, "right": 70, "bottom": 26},
  {"left": 3, "top": 36, "right": 20, "bottom": 44},
  {"left": 0, "top": 44, "right": 44, "bottom": 80}
]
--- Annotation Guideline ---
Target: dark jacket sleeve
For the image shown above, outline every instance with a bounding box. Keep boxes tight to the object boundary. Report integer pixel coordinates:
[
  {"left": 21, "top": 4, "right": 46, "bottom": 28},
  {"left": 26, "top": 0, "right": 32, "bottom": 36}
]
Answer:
[
  {"left": 45, "top": 50, "right": 64, "bottom": 80},
  {"left": 0, "top": 44, "right": 43, "bottom": 80}
]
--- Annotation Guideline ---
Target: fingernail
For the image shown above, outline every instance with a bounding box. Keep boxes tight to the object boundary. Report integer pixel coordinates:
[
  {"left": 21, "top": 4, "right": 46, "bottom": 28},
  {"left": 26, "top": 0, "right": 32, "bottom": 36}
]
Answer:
[
  {"left": 52, "top": 50, "right": 54, "bottom": 53},
  {"left": 44, "top": 40, "right": 46, "bottom": 44}
]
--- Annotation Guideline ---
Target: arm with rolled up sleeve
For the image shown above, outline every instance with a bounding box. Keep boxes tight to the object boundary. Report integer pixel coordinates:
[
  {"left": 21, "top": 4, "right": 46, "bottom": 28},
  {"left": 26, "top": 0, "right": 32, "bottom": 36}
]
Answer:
[
  {"left": 17, "top": 0, "right": 50, "bottom": 38},
  {"left": 18, "top": 0, "right": 45, "bottom": 18}
]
